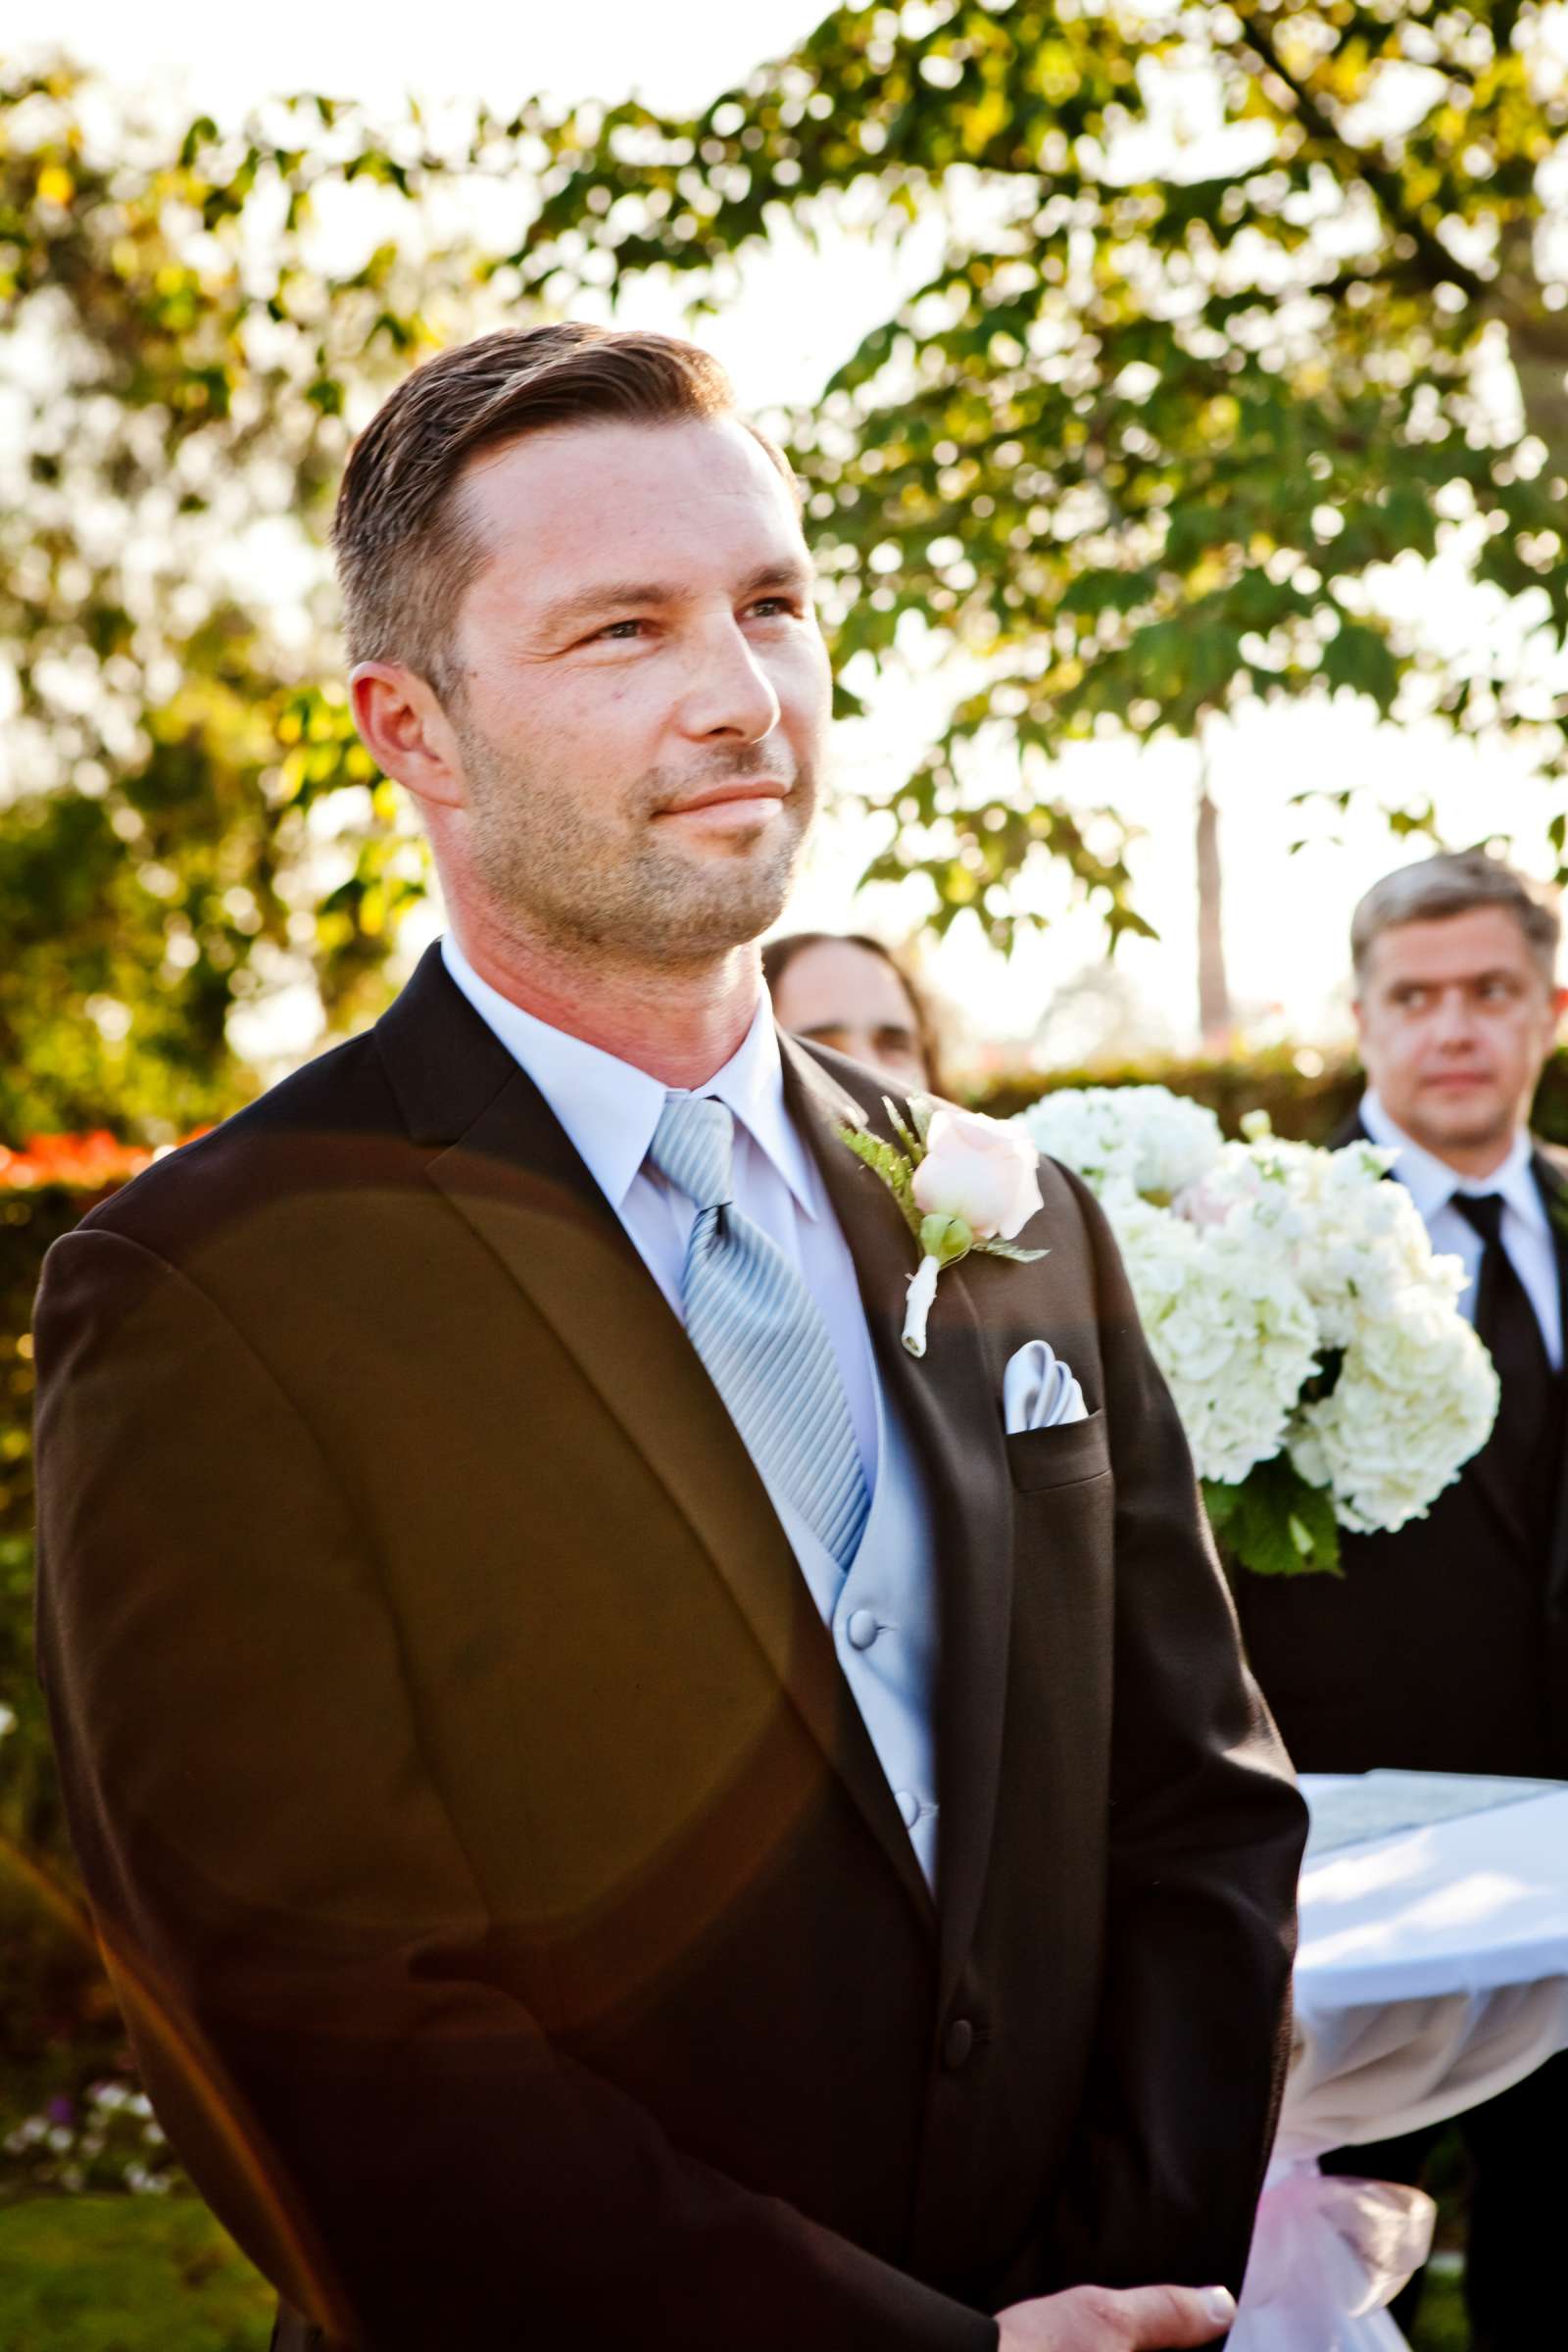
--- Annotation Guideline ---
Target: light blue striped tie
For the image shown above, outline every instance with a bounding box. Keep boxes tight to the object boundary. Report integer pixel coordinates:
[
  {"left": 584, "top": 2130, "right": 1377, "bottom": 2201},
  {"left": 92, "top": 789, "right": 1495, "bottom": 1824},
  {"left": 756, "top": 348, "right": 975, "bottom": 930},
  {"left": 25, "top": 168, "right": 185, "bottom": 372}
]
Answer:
[{"left": 649, "top": 1093, "right": 870, "bottom": 1573}]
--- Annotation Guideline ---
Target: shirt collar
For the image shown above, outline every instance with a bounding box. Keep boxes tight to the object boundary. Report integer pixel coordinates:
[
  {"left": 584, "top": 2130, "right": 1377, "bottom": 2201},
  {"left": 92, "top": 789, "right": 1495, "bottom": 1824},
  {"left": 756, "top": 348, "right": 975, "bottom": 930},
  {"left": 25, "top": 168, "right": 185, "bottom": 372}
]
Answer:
[
  {"left": 1359, "top": 1090, "right": 1546, "bottom": 1235},
  {"left": 701, "top": 1002, "right": 820, "bottom": 1219},
  {"left": 441, "top": 932, "right": 817, "bottom": 1219}
]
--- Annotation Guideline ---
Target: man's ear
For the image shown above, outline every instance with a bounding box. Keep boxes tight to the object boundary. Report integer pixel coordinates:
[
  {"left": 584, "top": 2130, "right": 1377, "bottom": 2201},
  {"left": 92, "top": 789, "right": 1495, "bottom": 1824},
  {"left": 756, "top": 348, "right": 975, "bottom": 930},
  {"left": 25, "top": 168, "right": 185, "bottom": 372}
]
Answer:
[{"left": 350, "top": 662, "right": 465, "bottom": 815}]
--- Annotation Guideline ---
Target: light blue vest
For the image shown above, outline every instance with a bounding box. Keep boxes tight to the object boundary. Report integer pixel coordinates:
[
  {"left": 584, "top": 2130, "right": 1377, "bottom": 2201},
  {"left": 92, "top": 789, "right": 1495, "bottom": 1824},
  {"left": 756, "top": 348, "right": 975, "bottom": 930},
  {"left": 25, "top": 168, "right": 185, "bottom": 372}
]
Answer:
[{"left": 771, "top": 1365, "right": 941, "bottom": 1888}]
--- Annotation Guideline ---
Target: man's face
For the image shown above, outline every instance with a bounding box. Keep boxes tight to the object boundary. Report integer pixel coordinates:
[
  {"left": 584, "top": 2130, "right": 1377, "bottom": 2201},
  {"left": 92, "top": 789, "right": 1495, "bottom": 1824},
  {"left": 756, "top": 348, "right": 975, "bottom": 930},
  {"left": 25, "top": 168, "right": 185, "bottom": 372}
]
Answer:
[
  {"left": 1354, "top": 906, "right": 1565, "bottom": 1162},
  {"left": 441, "top": 415, "right": 831, "bottom": 964},
  {"left": 768, "top": 939, "right": 931, "bottom": 1096}
]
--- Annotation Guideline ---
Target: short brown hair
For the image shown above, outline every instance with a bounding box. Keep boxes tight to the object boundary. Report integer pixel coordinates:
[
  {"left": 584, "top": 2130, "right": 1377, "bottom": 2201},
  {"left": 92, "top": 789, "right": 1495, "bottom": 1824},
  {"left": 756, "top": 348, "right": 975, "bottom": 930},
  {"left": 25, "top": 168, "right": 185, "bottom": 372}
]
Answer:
[
  {"left": 1351, "top": 848, "right": 1561, "bottom": 986},
  {"left": 331, "top": 323, "right": 791, "bottom": 698}
]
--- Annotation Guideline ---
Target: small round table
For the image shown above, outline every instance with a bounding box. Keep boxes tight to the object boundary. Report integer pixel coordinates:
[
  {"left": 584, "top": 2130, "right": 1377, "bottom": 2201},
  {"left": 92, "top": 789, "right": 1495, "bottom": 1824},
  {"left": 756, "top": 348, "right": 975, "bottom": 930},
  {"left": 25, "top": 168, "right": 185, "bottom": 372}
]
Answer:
[{"left": 1232, "top": 1772, "right": 1568, "bottom": 2351}]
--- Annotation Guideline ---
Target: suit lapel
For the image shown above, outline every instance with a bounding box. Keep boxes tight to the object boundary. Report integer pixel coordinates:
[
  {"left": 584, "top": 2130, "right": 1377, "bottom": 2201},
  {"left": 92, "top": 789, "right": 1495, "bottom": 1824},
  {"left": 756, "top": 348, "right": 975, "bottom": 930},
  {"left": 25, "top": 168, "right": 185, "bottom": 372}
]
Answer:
[
  {"left": 780, "top": 1039, "right": 1015, "bottom": 2005},
  {"left": 1447, "top": 1141, "right": 1564, "bottom": 1559},
  {"left": 375, "top": 951, "right": 934, "bottom": 1933},
  {"left": 1530, "top": 1147, "right": 1568, "bottom": 1599}
]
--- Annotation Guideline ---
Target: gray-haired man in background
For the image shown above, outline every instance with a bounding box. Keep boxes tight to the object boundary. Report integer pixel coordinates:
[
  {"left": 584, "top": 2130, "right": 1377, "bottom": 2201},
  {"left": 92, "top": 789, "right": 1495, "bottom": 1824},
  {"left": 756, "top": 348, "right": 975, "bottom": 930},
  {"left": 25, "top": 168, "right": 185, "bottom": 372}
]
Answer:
[{"left": 1239, "top": 847, "right": 1568, "bottom": 2349}]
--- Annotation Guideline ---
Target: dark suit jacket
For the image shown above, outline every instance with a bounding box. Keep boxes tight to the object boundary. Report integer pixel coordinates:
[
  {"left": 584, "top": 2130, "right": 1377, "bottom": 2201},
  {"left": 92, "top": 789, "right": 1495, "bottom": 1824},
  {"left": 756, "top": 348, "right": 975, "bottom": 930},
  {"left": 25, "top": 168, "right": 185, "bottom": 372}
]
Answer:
[
  {"left": 1237, "top": 1118, "right": 1568, "bottom": 1780},
  {"left": 32, "top": 947, "right": 1304, "bottom": 2351}
]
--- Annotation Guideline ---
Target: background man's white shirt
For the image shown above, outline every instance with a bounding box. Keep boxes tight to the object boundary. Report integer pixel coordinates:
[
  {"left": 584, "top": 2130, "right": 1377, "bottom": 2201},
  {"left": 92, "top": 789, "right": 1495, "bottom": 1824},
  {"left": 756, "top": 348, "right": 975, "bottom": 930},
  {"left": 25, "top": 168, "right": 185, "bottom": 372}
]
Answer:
[{"left": 1360, "top": 1089, "right": 1562, "bottom": 1369}]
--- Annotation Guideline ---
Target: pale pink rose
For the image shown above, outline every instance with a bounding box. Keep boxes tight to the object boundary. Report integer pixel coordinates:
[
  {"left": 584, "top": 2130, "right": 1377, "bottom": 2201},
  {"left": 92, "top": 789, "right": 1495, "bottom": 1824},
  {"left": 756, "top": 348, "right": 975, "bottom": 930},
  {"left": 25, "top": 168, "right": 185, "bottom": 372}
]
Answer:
[{"left": 911, "top": 1106, "right": 1044, "bottom": 1241}]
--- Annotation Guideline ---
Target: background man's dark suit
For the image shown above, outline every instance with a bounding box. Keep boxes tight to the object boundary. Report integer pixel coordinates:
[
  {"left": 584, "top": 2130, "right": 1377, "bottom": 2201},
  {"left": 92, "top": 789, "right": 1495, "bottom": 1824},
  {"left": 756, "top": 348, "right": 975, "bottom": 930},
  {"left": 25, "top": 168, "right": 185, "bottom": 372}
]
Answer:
[
  {"left": 1238, "top": 1119, "right": 1568, "bottom": 1780},
  {"left": 1237, "top": 1114, "right": 1568, "bottom": 2345},
  {"left": 34, "top": 947, "right": 1304, "bottom": 2350}
]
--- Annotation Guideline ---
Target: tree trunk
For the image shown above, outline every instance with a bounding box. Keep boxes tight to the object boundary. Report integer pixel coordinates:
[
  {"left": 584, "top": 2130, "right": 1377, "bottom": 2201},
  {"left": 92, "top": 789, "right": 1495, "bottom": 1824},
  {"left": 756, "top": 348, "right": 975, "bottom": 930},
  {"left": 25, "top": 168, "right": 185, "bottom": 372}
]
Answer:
[
  {"left": 1491, "top": 221, "right": 1568, "bottom": 483},
  {"left": 1196, "top": 752, "right": 1232, "bottom": 1052}
]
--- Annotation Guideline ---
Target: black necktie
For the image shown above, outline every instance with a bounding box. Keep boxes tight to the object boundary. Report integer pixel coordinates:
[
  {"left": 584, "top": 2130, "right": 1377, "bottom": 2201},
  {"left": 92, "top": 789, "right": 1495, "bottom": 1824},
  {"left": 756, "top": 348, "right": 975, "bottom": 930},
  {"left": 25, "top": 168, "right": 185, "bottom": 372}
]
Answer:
[{"left": 1451, "top": 1192, "right": 1555, "bottom": 1541}]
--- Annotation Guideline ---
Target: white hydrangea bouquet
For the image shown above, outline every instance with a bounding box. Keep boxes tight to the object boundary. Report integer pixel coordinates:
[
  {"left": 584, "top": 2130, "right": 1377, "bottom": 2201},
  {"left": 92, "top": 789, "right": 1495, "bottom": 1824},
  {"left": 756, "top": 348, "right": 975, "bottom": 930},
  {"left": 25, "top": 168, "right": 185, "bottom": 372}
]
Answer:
[{"left": 1012, "top": 1087, "right": 1499, "bottom": 1578}]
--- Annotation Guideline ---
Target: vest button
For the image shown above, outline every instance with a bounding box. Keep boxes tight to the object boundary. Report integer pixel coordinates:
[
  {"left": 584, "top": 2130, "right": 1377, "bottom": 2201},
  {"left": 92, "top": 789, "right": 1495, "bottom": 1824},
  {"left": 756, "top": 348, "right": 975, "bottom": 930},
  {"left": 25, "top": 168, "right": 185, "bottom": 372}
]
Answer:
[
  {"left": 845, "top": 1608, "right": 879, "bottom": 1650},
  {"left": 943, "top": 2018, "right": 974, "bottom": 2072}
]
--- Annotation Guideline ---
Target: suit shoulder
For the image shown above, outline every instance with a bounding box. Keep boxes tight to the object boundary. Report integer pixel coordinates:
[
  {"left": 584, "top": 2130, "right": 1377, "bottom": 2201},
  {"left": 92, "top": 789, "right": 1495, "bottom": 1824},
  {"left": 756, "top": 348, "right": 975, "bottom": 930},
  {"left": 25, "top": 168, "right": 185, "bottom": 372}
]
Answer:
[
  {"left": 1534, "top": 1134, "right": 1568, "bottom": 1186},
  {"left": 784, "top": 1034, "right": 897, "bottom": 1110},
  {"left": 72, "top": 1027, "right": 404, "bottom": 1269},
  {"left": 804, "top": 1049, "right": 1091, "bottom": 1235},
  {"left": 788, "top": 1039, "right": 1087, "bottom": 1208}
]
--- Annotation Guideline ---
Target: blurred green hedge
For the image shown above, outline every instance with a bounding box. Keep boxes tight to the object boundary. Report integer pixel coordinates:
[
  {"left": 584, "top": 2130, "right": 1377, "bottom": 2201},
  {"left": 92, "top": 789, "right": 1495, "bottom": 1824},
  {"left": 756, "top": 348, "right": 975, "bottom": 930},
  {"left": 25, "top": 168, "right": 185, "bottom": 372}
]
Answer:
[
  {"left": 3, "top": 1042, "right": 1567, "bottom": 2092},
  {"left": 968, "top": 1042, "right": 1568, "bottom": 1147}
]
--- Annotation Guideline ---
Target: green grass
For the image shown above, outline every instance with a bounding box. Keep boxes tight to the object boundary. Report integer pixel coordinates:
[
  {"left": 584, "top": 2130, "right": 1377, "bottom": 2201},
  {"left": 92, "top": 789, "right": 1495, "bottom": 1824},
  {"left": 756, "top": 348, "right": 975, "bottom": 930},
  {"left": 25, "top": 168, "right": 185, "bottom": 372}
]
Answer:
[
  {"left": 1409, "top": 2264, "right": 1467, "bottom": 2352},
  {"left": 0, "top": 2195, "right": 274, "bottom": 2352},
  {"left": 0, "top": 2187, "right": 1471, "bottom": 2351}
]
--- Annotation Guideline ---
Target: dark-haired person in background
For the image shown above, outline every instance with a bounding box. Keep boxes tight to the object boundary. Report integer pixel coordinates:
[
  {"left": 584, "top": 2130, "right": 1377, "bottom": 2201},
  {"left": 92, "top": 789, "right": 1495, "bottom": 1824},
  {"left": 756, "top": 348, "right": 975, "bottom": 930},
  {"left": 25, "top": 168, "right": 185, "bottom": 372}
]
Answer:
[
  {"left": 1237, "top": 847, "right": 1568, "bottom": 2350},
  {"left": 763, "top": 929, "right": 945, "bottom": 1096},
  {"left": 34, "top": 322, "right": 1302, "bottom": 2352}
]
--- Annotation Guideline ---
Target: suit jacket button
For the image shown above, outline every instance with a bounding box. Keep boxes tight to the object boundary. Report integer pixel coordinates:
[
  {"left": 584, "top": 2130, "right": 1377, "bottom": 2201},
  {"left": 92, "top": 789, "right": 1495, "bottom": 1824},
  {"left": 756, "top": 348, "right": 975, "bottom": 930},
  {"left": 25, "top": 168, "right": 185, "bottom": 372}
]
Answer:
[{"left": 943, "top": 2018, "right": 974, "bottom": 2071}]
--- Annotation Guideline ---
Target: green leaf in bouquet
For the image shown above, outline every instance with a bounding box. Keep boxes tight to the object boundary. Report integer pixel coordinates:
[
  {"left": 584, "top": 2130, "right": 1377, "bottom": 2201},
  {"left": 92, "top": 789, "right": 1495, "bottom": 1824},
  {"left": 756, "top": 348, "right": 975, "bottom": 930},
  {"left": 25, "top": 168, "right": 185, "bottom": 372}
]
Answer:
[
  {"left": 975, "top": 1237, "right": 1049, "bottom": 1264},
  {"left": 1203, "top": 1459, "right": 1343, "bottom": 1580}
]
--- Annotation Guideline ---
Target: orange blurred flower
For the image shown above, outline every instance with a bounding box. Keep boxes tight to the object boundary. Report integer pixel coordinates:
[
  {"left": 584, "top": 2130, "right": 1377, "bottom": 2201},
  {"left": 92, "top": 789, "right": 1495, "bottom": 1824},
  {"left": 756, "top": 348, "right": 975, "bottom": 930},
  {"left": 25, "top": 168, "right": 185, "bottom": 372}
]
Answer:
[{"left": 0, "top": 1130, "right": 211, "bottom": 1194}]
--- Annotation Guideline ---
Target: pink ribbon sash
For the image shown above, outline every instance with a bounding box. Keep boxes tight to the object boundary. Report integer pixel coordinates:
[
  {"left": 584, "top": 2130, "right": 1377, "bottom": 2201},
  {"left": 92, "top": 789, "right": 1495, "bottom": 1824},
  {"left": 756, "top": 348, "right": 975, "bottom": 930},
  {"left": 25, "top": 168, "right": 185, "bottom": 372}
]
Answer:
[{"left": 1234, "top": 2160, "right": 1436, "bottom": 2349}]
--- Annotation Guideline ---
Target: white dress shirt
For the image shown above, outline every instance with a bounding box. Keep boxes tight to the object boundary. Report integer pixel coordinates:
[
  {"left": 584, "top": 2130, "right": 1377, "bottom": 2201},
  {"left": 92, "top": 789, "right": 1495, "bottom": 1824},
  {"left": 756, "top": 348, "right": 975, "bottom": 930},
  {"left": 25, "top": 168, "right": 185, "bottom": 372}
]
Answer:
[
  {"left": 1360, "top": 1091, "right": 1563, "bottom": 1371},
  {"left": 440, "top": 934, "right": 943, "bottom": 1883}
]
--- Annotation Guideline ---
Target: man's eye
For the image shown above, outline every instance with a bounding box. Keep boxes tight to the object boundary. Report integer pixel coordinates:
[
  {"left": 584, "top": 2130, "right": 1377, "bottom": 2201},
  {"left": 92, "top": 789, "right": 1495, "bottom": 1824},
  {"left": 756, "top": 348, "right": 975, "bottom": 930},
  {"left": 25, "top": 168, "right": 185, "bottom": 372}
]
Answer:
[
  {"left": 592, "top": 618, "right": 647, "bottom": 642},
  {"left": 747, "top": 597, "right": 797, "bottom": 619}
]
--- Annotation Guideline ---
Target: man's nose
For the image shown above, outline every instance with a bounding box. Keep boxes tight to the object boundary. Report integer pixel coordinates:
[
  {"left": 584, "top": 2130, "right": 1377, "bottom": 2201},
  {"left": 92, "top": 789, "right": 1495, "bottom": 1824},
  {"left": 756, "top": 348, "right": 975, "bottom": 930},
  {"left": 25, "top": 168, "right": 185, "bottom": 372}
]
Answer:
[
  {"left": 1432, "top": 987, "right": 1480, "bottom": 1046},
  {"left": 675, "top": 620, "right": 782, "bottom": 743}
]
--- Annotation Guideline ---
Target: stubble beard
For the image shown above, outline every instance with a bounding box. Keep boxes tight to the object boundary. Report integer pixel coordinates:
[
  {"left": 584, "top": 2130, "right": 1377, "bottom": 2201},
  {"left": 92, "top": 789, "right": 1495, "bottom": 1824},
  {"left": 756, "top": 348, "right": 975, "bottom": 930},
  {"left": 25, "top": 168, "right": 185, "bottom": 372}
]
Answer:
[{"left": 455, "top": 715, "right": 814, "bottom": 967}]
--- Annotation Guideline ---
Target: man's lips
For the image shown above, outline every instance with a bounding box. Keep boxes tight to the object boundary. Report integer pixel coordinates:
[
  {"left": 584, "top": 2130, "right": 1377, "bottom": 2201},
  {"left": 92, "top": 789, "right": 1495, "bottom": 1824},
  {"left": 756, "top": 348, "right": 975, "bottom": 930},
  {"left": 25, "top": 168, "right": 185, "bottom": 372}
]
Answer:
[{"left": 657, "top": 780, "right": 791, "bottom": 815}]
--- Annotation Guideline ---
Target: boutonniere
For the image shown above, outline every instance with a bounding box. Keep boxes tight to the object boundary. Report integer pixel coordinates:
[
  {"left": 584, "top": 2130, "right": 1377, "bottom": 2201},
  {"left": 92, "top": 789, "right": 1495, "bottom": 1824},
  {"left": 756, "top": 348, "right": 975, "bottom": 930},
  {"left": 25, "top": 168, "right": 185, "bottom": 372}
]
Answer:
[{"left": 837, "top": 1098, "right": 1049, "bottom": 1356}]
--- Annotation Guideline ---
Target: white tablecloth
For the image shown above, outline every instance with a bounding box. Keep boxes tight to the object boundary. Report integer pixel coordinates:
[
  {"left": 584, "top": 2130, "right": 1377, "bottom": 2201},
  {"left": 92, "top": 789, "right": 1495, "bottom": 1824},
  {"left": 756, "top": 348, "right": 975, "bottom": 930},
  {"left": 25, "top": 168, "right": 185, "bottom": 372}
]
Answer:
[{"left": 1232, "top": 1773, "right": 1568, "bottom": 2351}]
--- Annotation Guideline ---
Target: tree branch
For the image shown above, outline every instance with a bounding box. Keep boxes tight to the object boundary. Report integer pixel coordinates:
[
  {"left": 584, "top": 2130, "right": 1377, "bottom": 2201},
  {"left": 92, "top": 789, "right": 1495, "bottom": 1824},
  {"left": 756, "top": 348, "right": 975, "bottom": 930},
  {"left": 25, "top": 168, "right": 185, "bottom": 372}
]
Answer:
[{"left": 1233, "top": 13, "right": 1490, "bottom": 306}]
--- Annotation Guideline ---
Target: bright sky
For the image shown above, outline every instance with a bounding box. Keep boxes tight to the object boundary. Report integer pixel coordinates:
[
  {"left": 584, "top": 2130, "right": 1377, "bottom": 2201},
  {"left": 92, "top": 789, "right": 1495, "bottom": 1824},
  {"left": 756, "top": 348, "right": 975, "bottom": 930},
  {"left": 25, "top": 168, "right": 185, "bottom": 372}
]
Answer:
[{"left": 40, "top": 0, "right": 1568, "bottom": 1065}]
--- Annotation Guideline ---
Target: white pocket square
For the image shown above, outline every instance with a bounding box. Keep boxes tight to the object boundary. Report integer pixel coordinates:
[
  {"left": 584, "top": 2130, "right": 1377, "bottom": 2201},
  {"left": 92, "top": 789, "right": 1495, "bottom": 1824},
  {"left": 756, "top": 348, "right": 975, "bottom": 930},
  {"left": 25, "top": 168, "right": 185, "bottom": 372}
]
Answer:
[{"left": 1004, "top": 1340, "right": 1088, "bottom": 1435}]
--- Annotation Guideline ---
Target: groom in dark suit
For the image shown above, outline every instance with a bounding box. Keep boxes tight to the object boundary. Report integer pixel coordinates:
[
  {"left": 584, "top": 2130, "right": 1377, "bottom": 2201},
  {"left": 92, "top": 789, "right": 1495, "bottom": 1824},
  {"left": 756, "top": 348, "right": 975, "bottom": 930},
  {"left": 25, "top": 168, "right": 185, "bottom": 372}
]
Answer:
[
  {"left": 1238, "top": 848, "right": 1568, "bottom": 2349},
  {"left": 33, "top": 324, "right": 1302, "bottom": 2351}
]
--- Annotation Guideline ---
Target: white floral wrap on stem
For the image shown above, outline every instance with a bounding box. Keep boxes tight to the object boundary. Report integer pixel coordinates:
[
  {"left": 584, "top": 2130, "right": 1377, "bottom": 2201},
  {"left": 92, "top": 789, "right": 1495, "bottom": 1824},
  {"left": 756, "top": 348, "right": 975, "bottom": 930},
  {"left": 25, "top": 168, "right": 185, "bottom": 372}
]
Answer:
[{"left": 902, "top": 1252, "right": 942, "bottom": 1357}]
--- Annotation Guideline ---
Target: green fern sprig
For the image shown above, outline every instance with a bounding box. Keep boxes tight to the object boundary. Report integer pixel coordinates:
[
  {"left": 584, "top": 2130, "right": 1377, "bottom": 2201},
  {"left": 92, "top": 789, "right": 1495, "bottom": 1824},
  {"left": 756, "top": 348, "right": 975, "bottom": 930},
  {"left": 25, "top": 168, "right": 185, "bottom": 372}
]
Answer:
[
  {"left": 883, "top": 1096, "right": 927, "bottom": 1166},
  {"left": 835, "top": 1121, "right": 924, "bottom": 1241}
]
